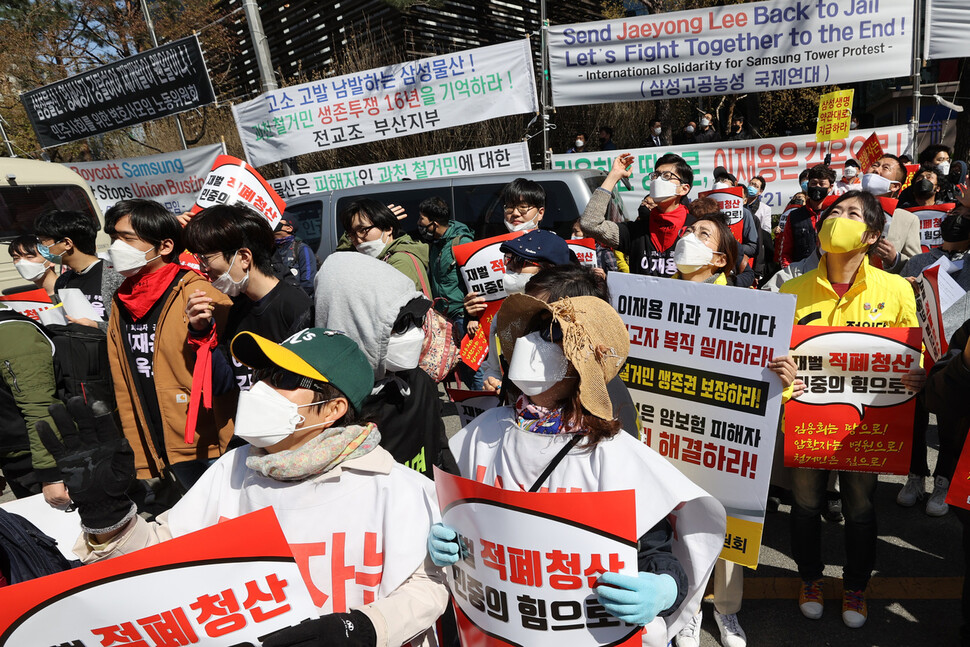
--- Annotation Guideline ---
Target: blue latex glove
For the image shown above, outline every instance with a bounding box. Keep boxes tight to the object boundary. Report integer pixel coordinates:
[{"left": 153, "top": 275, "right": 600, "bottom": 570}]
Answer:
[
  {"left": 428, "top": 522, "right": 460, "bottom": 567},
  {"left": 594, "top": 571, "right": 678, "bottom": 626}
]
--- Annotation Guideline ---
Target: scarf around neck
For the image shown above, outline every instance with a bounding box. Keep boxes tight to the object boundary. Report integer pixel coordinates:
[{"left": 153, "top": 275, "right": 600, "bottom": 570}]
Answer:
[
  {"left": 116, "top": 262, "right": 180, "bottom": 321},
  {"left": 515, "top": 395, "right": 578, "bottom": 435},
  {"left": 246, "top": 423, "right": 381, "bottom": 481}
]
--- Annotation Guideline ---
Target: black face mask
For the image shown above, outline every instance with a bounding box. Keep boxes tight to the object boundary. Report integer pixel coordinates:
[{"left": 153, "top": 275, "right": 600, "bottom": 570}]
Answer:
[
  {"left": 417, "top": 224, "right": 435, "bottom": 242},
  {"left": 806, "top": 185, "right": 829, "bottom": 203},
  {"left": 599, "top": 137, "right": 608, "bottom": 145},
  {"left": 941, "top": 213, "right": 970, "bottom": 243},
  {"left": 913, "top": 178, "right": 936, "bottom": 198}
]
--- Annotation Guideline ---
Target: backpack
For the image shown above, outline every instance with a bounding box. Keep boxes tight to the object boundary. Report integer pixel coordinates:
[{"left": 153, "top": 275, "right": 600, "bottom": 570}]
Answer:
[{"left": 0, "top": 508, "right": 78, "bottom": 585}]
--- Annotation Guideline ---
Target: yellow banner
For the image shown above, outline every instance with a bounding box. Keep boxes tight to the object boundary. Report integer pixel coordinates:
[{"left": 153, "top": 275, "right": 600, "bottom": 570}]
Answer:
[
  {"left": 720, "top": 515, "right": 764, "bottom": 568},
  {"left": 816, "top": 89, "right": 855, "bottom": 142}
]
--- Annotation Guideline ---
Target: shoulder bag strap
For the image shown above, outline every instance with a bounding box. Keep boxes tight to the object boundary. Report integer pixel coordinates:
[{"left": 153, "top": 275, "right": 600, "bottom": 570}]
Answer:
[{"left": 528, "top": 434, "right": 583, "bottom": 493}]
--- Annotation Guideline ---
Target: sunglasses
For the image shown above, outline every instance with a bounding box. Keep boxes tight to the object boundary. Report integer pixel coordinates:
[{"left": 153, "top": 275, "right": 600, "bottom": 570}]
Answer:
[{"left": 254, "top": 366, "right": 329, "bottom": 394}]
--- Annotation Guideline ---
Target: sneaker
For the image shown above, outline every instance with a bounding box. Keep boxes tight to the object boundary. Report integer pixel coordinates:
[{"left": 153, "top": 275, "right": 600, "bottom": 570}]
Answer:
[
  {"left": 714, "top": 611, "right": 747, "bottom": 647},
  {"left": 823, "top": 498, "right": 844, "bottom": 523},
  {"left": 896, "top": 473, "right": 926, "bottom": 507},
  {"left": 674, "top": 610, "right": 702, "bottom": 647},
  {"left": 798, "top": 578, "right": 824, "bottom": 620},
  {"left": 842, "top": 588, "right": 868, "bottom": 628},
  {"left": 926, "top": 475, "right": 950, "bottom": 517}
]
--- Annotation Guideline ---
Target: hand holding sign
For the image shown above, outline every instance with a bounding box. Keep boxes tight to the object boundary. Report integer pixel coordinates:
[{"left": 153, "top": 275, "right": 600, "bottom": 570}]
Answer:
[{"left": 595, "top": 571, "right": 678, "bottom": 627}]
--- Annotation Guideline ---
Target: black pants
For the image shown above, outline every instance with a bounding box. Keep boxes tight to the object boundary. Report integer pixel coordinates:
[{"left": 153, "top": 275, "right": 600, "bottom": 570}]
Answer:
[{"left": 953, "top": 507, "right": 970, "bottom": 646}]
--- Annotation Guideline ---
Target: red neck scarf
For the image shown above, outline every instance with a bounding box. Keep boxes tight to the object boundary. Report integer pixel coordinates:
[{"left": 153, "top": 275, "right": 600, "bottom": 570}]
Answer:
[
  {"left": 116, "top": 263, "right": 181, "bottom": 321},
  {"left": 649, "top": 203, "right": 689, "bottom": 253}
]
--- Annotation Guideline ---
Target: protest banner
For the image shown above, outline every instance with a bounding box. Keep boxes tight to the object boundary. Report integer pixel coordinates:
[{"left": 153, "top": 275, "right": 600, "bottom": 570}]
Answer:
[
  {"left": 947, "top": 439, "right": 970, "bottom": 512},
  {"left": 233, "top": 39, "right": 538, "bottom": 167},
  {"left": 909, "top": 203, "right": 955, "bottom": 252},
  {"left": 784, "top": 326, "right": 922, "bottom": 474},
  {"left": 433, "top": 467, "right": 641, "bottom": 647},
  {"left": 0, "top": 508, "right": 317, "bottom": 647},
  {"left": 460, "top": 299, "right": 503, "bottom": 371},
  {"left": 447, "top": 388, "right": 502, "bottom": 427},
  {"left": 566, "top": 237, "right": 599, "bottom": 268},
  {"left": 547, "top": 0, "right": 912, "bottom": 106},
  {"left": 698, "top": 186, "right": 745, "bottom": 243},
  {"left": 552, "top": 124, "right": 909, "bottom": 217},
  {"left": 0, "top": 288, "right": 58, "bottom": 323},
  {"left": 21, "top": 35, "right": 215, "bottom": 148},
  {"left": 190, "top": 154, "right": 287, "bottom": 229},
  {"left": 608, "top": 274, "right": 794, "bottom": 567},
  {"left": 270, "top": 142, "right": 531, "bottom": 200},
  {"left": 65, "top": 143, "right": 223, "bottom": 215},
  {"left": 924, "top": 0, "right": 970, "bottom": 61},
  {"left": 856, "top": 132, "right": 885, "bottom": 172},
  {"left": 915, "top": 265, "right": 950, "bottom": 364},
  {"left": 816, "top": 89, "right": 854, "bottom": 142}
]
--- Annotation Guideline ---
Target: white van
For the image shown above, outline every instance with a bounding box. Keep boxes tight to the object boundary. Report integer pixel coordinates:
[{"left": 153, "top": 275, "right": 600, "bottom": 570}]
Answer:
[{"left": 0, "top": 158, "right": 109, "bottom": 293}]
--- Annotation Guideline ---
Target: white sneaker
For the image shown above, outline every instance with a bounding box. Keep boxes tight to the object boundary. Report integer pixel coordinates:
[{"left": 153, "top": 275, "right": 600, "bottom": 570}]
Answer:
[
  {"left": 926, "top": 475, "right": 950, "bottom": 517},
  {"left": 896, "top": 473, "right": 925, "bottom": 507},
  {"left": 714, "top": 611, "right": 747, "bottom": 647},
  {"left": 674, "top": 610, "right": 702, "bottom": 647}
]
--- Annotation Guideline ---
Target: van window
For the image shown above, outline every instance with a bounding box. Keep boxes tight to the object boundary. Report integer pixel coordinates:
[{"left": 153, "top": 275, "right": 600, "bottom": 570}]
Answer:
[
  {"left": 282, "top": 200, "right": 324, "bottom": 251},
  {"left": 0, "top": 185, "right": 98, "bottom": 240},
  {"left": 334, "top": 189, "right": 454, "bottom": 240},
  {"left": 454, "top": 180, "right": 583, "bottom": 240}
]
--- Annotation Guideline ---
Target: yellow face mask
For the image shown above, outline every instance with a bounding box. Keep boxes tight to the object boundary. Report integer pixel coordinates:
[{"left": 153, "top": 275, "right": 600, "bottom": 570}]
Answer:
[{"left": 818, "top": 217, "right": 870, "bottom": 254}]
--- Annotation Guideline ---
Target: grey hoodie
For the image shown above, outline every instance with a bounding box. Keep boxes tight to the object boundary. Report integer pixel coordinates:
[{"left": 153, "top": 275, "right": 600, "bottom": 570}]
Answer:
[{"left": 315, "top": 252, "right": 423, "bottom": 380}]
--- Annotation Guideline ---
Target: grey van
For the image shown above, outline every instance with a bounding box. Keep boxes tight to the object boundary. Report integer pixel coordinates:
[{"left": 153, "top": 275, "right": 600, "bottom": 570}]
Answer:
[{"left": 280, "top": 169, "right": 625, "bottom": 264}]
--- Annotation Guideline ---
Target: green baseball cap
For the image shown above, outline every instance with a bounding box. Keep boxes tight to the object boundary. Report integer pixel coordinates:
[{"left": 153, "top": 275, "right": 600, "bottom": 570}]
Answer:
[{"left": 231, "top": 328, "right": 374, "bottom": 412}]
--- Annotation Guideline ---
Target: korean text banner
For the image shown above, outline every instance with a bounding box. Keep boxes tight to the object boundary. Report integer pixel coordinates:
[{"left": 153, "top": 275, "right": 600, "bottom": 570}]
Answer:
[
  {"left": 784, "top": 326, "right": 922, "bottom": 475},
  {"left": 21, "top": 35, "right": 215, "bottom": 148},
  {"left": 65, "top": 143, "right": 223, "bottom": 215},
  {"left": 191, "top": 154, "right": 287, "bottom": 229},
  {"left": 0, "top": 508, "right": 317, "bottom": 646},
  {"left": 552, "top": 124, "right": 909, "bottom": 217},
  {"left": 908, "top": 203, "right": 955, "bottom": 253},
  {"left": 433, "top": 468, "right": 641, "bottom": 647},
  {"left": 925, "top": 0, "right": 970, "bottom": 61},
  {"left": 547, "top": 0, "right": 912, "bottom": 106},
  {"left": 270, "top": 142, "right": 531, "bottom": 200},
  {"left": 233, "top": 39, "right": 538, "bottom": 167},
  {"left": 608, "top": 274, "right": 795, "bottom": 568}
]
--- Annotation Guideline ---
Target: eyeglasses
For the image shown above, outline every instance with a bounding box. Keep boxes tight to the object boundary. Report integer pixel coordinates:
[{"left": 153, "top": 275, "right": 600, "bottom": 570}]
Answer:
[
  {"left": 503, "top": 253, "right": 540, "bottom": 272},
  {"left": 194, "top": 252, "right": 231, "bottom": 271},
  {"left": 349, "top": 224, "right": 378, "bottom": 241},
  {"left": 649, "top": 171, "right": 683, "bottom": 183},
  {"left": 504, "top": 204, "right": 536, "bottom": 215},
  {"left": 254, "top": 366, "right": 329, "bottom": 394},
  {"left": 537, "top": 320, "right": 563, "bottom": 343}
]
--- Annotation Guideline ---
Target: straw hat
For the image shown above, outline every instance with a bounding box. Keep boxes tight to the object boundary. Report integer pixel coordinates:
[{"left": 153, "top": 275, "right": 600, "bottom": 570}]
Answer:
[{"left": 494, "top": 294, "right": 629, "bottom": 420}]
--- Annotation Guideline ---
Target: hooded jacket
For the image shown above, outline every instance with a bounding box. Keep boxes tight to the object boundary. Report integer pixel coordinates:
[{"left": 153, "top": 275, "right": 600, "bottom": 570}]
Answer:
[
  {"left": 378, "top": 234, "right": 431, "bottom": 294},
  {"left": 428, "top": 221, "right": 474, "bottom": 319},
  {"left": 315, "top": 253, "right": 458, "bottom": 477}
]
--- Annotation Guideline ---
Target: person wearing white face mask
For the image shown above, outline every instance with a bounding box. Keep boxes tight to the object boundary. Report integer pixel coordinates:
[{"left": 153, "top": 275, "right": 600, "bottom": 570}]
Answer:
[
  {"left": 46, "top": 328, "right": 449, "bottom": 647},
  {"left": 861, "top": 154, "right": 921, "bottom": 273},
  {"left": 694, "top": 112, "right": 720, "bottom": 144},
  {"left": 833, "top": 159, "right": 862, "bottom": 195},
  {"left": 430, "top": 294, "right": 726, "bottom": 647},
  {"left": 182, "top": 205, "right": 312, "bottom": 395},
  {"left": 338, "top": 198, "right": 430, "bottom": 293},
  {"left": 315, "top": 252, "right": 459, "bottom": 479},
  {"left": 103, "top": 199, "right": 235, "bottom": 492},
  {"left": 566, "top": 131, "right": 588, "bottom": 154},
  {"left": 7, "top": 235, "right": 57, "bottom": 296},
  {"left": 643, "top": 119, "right": 666, "bottom": 148}
]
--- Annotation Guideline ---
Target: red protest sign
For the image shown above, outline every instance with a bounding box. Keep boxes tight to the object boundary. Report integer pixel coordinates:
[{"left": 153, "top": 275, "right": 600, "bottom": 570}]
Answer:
[
  {"left": 460, "top": 299, "right": 502, "bottom": 371},
  {"left": 900, "top": 163, "right": 921, "bottom": 191},
  {"left": 190, "top": 154, "right": 287, "bottom": 229},
  {"left": 856, "top": 133, "right": 885, "bottom": 173},
  {"left": 784, "top": 326, "right": 921, "bottom": 474},
  {"left": 908, "top": 203, "right": 955, "bottom": 252},
  {"left": 699, "top": 186, "right": 746, "bottom": 245},
  {"left": 453, "top": 232, "right": 523, "bottom": 302},
  {"left": 0, "top": 508, "right": 317, "bottom": 646},
  {"left": 433, "top": 468, "right": 641, "bottom": 647},
  {"left": 565, "top": 237, "right": 599, "bottom": 268},
  {"left": 947, "top": 441, "right": 970, "bottom": 512},
  {"left": 915, "top": 265, "right": 950, "bottom": 365},
  {"left": 0, "top": 288, "right": 55, "bottom": 322}
]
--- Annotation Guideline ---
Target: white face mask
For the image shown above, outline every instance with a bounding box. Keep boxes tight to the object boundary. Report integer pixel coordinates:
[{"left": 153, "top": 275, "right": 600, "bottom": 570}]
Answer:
[
  {"left": 109, "top": 239, "right": 161, "bottom": 278},
  {"left": 211, "top": 251, "right": 250, "bottom": 297},
  {"left": 574, "top": 139, "right": 585, "bottom": 149},
  {"left": 570, "top": 233, "right": 585, "bottom": 240},
  {"left": 15, "top": 259, "right": 48, "bottom": 281},
  {"left": 502, "top": 270, "right": 533, "bottom": 295},
  {"left": 508, "top": 331, "right": 571, "bottom": 397},
  {"left": 504, "top": 213, "right": 539, "bottom": 233},
  {"left": 356, "top": 232, "right": 387, "bottom": 258},
  {"left": 700, "top": 118, "right": 710, "bottom": 127},
  {"left": 712, "top": 181, "right": 733, "bottom": 191},
  {"left": 685, "top": 125, "right": 695, "bottom": 134},
  {"left": 649, "top": 177, "right": 679, "bottom": 200},
  {"left": 844, "top": 166, "right": 859, "bottom": 178},
  {"left": 861, "top": 172, "right": 894, "bottom": 195},
  {"left": 384, "top": 325, "right": 425, "bottom": 372},
  {"left": 233, "top": 381, "right": 334, "bottom": 448},
  {"left": 938, "top": 161, "right": 951, "bottom": 177},
  {"left": 673, "top": 233, "right": 716, "bottom": 274},
  {"left": 653, "top": 127, "right": 662, "bottom": 136}
]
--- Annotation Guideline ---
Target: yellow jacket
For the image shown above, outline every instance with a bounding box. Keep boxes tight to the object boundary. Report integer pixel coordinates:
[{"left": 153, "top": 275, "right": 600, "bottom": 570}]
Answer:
[{"left": 779, "top": 255, "right": 917, "bottom": 328}]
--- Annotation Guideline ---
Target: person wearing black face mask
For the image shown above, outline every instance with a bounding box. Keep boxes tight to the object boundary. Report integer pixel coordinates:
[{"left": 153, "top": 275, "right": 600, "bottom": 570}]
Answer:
[
  {"left": 778, "top": 164, "right": 837, "bottom": 267},
  {"left": 415, "top": 196, "right": 474, "bottom": 334},
  {"left": 598, "top": 125, "right": 617, "bottom": 151},
  {"left": 899, "top": 165, "right": 944, "bottom": 210}
]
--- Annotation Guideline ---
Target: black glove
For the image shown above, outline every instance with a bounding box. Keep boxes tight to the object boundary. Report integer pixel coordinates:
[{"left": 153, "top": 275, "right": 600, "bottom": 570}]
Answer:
[
  {"left": 260, "top": 610, "right": 376, "bottom": 647},
  {"left": 37, "top": 397, "right": 136, "bottom": 535}
]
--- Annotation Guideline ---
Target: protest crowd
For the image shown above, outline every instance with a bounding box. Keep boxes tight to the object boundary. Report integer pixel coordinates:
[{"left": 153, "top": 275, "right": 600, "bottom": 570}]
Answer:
[{"left": 3, "top": 4, "right": 970, "bottom": 647}]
